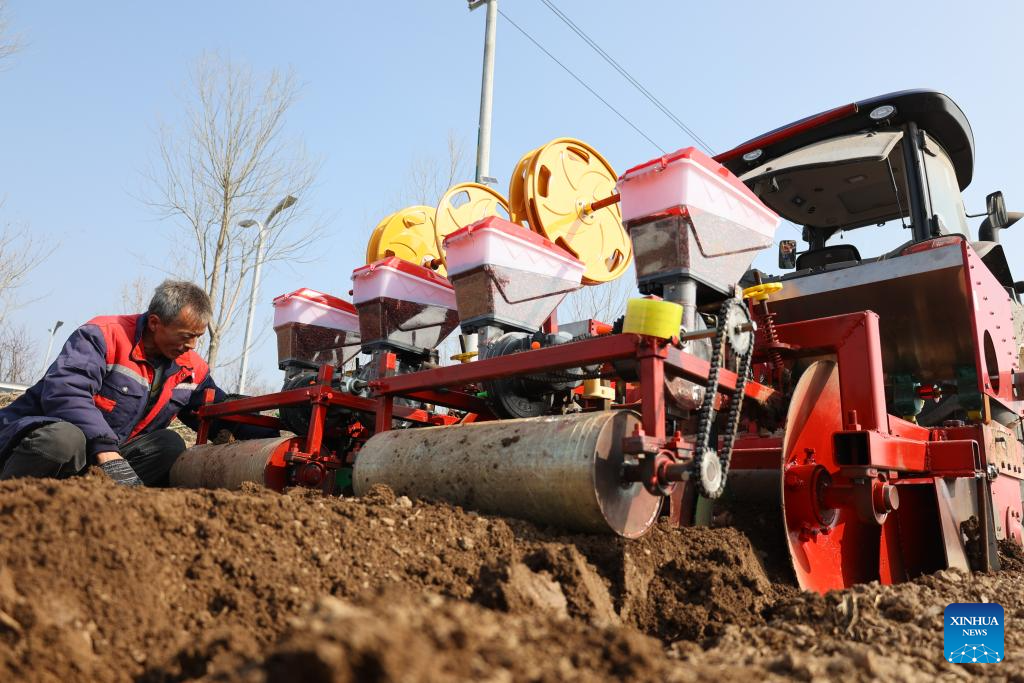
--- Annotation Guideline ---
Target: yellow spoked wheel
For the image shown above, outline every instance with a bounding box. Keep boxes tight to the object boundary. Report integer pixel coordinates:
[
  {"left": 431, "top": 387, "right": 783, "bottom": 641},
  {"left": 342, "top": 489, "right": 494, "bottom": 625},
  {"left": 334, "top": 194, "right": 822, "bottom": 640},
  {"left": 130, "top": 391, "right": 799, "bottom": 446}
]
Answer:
[
  {"left": 367, "top": 205, "right": 444, "bottom": 274},
  {"left": 522, "top": 138, "right": 632, "bottom": 284},
  {"left": 434, "top": 183, "right": 512, "bottom": 263},
  {"left": 507, "top": 145, "right": 541, "bottom": 226},
  {"left": 365, "top": 211, "right": 392, "bottom": 264}
]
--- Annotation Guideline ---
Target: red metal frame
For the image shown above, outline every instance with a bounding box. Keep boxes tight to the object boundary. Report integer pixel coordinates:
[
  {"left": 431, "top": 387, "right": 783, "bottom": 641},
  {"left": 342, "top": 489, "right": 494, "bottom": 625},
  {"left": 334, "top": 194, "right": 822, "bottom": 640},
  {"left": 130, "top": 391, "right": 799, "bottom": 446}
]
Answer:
[
  {"left": 727, "top": 305, "right": 1007, "bottom": 592},
  {"left": 776, "top": 312, "right": 888, "bottom": 433},
  {"left": 369, "top": 333, "right": 773, "bottom": 412},
  {"left": 191, "top": 363, "right": 463, "bottom": 491},
  {"left": 194, "top": 380, "right": 452, "bottom": 446},
  {"left": 960, "top": 240, "right": 1021, "bottom": 409}
]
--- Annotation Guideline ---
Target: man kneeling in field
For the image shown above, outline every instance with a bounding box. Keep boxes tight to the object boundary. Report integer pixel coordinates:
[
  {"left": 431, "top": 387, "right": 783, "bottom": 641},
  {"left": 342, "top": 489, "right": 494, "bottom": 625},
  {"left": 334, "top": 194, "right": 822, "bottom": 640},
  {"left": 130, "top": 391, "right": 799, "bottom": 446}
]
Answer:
[{"left": 0, "top": 280, "right": 275, "bottom": 486}]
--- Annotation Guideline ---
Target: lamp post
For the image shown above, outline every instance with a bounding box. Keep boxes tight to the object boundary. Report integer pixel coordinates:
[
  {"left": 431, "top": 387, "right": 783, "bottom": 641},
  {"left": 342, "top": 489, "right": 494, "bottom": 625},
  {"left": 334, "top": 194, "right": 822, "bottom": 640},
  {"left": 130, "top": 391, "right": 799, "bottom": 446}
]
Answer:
[
  {"left": 39, "top": 320, "right": 64, "bottom": 379},
  {"left": 237, "top": 194, "right": 298, "bottom": 394},
  {"left": 469, "top": 0, "right": 498, "bottom": 185}
]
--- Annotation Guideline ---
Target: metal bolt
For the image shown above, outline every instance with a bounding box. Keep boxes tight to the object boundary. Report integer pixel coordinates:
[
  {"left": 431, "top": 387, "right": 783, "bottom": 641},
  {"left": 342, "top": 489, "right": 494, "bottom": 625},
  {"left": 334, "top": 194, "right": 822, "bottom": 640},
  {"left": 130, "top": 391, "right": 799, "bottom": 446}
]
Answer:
[{"left": 880, "top": 484, "right": 899, "bottom": 512}]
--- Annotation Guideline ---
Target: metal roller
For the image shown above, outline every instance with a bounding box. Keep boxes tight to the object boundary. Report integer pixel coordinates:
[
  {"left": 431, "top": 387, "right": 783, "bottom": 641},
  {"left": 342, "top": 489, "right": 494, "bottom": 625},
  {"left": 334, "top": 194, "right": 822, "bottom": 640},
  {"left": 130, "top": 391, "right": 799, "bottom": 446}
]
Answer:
[
  {"left": 170, "top": 436, "right": 299, "bottom": 491},
  {"left": 353, "top": 410, "right": 661, "bottom": 537}
]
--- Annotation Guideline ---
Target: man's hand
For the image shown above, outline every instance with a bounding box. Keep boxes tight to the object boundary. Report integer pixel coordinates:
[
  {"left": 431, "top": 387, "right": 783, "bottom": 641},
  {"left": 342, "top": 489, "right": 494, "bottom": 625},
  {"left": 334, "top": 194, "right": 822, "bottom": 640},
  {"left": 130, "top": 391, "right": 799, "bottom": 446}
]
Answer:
[{"left": 97, "top": 455, "right": 144, "bottom": 487}]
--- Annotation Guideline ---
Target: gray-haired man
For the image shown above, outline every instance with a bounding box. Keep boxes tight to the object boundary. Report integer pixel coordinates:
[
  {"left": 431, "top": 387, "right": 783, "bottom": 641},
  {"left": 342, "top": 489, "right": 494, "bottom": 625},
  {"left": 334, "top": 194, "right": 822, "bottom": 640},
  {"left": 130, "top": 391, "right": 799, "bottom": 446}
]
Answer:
[{"left": 0, "top": 280, "right": 276, "bottom": 485}]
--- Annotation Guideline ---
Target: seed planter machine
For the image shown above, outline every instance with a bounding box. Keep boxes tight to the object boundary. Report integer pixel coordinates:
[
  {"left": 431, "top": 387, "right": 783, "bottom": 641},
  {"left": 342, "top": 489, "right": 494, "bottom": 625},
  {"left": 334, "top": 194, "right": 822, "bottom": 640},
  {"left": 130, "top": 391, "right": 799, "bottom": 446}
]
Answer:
[{"left": 171, "top": 90, "right": 1024, "bottom": 593}]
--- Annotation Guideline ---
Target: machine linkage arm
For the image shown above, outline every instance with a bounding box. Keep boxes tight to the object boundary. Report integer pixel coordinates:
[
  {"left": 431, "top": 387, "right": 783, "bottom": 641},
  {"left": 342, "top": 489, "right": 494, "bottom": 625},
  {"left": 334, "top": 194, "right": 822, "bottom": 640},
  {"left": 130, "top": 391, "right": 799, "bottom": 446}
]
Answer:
[{"left": 619, "top": 427, "right": 695, "bottom": 497}]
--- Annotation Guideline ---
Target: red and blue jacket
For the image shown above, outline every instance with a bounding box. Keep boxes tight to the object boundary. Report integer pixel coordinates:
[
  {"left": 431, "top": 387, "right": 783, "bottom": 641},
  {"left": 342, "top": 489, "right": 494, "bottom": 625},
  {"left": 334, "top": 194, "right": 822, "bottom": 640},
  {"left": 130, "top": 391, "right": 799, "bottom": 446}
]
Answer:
[{"left": 0, "top": 313, "right": 275, "bottom": 459}]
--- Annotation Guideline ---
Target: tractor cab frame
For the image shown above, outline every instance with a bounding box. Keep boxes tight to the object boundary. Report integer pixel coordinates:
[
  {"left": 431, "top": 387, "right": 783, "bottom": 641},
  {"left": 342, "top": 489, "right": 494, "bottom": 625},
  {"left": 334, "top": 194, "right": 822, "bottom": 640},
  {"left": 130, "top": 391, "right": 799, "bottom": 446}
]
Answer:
[
  {"left": 718, "top": 90, "right": 1019, "bottom": 295},
  {"left": 718, "top": 91, "right": 1023, "bottom": 426}
]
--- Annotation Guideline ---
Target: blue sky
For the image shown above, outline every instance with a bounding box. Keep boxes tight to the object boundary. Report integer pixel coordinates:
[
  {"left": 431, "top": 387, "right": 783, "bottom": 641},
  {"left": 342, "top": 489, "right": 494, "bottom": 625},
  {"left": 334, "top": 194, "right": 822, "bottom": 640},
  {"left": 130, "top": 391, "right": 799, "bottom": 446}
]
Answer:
[{"left": 1, "top": 1, "right": 1022, "bottom": 389}]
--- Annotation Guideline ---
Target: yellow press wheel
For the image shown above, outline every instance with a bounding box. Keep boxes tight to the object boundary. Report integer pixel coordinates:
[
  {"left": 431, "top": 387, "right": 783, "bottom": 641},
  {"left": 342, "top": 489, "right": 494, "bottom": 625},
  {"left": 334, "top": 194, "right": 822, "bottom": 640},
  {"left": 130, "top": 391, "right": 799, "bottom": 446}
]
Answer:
[
  {"left": 523, "top": 138, "right": 631, "bottom": 284},
  {"left": 434, "top": 183, "right": 512, "bottom": 263},
  {"left": 367, "top": 205, "right": 444, "bottom": 275},
  {"left": 507, "top": 145, "right": 541, "bottom": 226}
]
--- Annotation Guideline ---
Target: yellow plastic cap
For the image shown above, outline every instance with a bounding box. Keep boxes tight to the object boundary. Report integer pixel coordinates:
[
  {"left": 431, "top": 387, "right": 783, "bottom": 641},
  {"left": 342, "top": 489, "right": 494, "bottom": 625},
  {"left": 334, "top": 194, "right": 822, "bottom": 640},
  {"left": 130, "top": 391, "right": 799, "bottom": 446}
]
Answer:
[
  {"left": 622, "top": 298, "right": 683, "bottom": 339},
  {"left": 742, "top": 282, "right": 783, "bottom": 302}
]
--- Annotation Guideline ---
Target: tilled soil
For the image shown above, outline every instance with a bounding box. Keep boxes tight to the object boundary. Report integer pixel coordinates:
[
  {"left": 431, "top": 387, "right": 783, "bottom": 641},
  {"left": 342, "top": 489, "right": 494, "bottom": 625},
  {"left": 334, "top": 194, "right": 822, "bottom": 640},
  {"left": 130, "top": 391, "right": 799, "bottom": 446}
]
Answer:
[{"left": 0, "top": 474, "right": 1018, "bottom": 682}]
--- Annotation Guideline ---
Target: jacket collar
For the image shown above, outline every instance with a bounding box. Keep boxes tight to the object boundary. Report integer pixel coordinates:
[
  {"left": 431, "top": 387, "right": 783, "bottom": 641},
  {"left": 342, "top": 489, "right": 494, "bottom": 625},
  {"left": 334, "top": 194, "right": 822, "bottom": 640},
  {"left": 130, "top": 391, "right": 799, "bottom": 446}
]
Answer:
[{"left": 129, "top": 314, "right": 148, "bottom": 364}]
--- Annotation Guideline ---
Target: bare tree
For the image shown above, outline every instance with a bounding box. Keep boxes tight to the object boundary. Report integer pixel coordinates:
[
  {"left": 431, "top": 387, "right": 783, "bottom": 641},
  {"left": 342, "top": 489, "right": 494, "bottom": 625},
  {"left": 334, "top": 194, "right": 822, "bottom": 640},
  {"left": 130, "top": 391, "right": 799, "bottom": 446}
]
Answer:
[
  {"left": 0, "top": 216, "right": 49, "bottom": 328},
  {"left": 395, "top": 130, "right": 468, "bottom": 208},
  {"left": 562, "top": 270, "right": 635, "bottom": 326},
  {"left": 0, "top": 0, "right": 22, "bottom": 67},
  {"left": 0, "top": 8, "right": 41, "bottom": 386},
  {"left": 0, "top": 323, "right": 37, "bottom": 384},
  {"left": 144, "top": 53, "right": 322, "bottom": 369},
  {"left": 237, "top": 371, "right": 274, "bottom": 398},
  {"left": 204, "top": 323, "right": 273, "bottom": 393},
  {"left": 118, "top": 275, "right": 152, "bottom": 314}
]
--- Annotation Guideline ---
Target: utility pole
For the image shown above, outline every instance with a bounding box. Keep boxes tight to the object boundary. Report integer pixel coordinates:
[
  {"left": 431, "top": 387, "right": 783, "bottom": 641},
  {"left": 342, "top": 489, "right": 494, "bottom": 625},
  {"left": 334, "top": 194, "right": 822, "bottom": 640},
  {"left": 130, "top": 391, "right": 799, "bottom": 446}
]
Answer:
[{"left": 469, "top": 0, "right": 497, "bottom": 185}]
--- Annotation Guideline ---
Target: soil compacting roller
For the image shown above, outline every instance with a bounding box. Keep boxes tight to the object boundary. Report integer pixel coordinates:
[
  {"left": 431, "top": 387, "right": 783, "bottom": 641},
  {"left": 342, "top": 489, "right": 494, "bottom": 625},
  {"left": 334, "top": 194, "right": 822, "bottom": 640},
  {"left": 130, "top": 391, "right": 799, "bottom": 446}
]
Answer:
[
  {"left": 354, "top": 411, "right": 661, "bottom": 538},
  {"left": 172, "top": 90, "right": 1024, "bottom": 594}
]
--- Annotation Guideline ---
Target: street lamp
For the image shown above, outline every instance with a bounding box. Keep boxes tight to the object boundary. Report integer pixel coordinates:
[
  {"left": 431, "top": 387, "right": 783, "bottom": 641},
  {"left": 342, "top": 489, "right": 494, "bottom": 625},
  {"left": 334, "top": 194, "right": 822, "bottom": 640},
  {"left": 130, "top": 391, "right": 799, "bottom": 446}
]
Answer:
[
  {"left": 237, "top": 194, "right": 298, "bottom": 394},
  {"left": 469, "top": 0, "right": 498, "bottom": 185},
  {"left": 39, "top": 320, "right": 64, "bottom": 379}
]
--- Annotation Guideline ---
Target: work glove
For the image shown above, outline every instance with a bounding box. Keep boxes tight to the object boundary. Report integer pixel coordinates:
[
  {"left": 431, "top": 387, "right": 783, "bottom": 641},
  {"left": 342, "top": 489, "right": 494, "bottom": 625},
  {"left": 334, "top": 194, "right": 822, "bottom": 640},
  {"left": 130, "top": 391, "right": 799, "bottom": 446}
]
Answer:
[{"left": 99, "top": 459, "right": 144, "bottom": 487}]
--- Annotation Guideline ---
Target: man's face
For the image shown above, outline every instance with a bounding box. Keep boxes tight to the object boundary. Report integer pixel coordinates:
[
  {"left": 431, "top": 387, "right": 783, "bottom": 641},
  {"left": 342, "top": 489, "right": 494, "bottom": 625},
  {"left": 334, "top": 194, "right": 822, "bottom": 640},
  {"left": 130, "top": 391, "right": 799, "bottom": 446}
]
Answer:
[{"left": 147, "top": 307, "right": 207, "bottom": 360}]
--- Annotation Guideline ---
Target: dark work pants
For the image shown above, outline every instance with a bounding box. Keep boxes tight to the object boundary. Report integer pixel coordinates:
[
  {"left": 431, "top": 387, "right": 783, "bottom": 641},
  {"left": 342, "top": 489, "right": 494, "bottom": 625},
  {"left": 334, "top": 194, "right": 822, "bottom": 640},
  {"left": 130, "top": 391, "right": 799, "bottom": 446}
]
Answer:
[{"left": 0, "top": 422, "right": 187, "bottom": 487}]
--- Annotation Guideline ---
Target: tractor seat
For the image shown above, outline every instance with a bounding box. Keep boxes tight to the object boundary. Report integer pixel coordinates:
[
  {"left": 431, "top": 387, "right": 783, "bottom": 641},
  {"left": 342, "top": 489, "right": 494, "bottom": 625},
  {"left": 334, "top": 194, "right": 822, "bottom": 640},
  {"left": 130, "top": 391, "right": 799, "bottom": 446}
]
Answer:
[{"left": 795, "top": 244, "right": 862, "bottom": 270}]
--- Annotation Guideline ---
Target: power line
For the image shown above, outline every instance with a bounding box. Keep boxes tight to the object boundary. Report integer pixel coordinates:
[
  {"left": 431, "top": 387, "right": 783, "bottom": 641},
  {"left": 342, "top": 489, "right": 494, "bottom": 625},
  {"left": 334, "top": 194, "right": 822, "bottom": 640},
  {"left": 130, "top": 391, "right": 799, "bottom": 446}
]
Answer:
[
  {"left": 497, "top": 8, "right": 667, "bottom": 154},
  {"left": 537, "top": 0, "right": 715, "bottom": 154}
]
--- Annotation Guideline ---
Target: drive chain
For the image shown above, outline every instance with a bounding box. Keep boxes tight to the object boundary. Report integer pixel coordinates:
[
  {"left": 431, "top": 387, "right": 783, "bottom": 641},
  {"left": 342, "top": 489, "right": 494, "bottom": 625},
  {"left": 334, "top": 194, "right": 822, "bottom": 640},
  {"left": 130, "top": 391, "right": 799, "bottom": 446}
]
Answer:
[{"left": 693, "top": 299, "right": 754, "bottom": 499}]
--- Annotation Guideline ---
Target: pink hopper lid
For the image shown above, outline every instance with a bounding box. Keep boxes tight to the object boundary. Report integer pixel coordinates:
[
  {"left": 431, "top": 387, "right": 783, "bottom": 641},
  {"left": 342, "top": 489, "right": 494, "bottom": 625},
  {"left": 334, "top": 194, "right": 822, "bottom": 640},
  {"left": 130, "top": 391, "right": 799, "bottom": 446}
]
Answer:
[
  {"left": 620, "top": 146, "right": 766, "bottom": 207},
  {"left": 352, "top": 257, "right": 454, "bottom": 289},
  {"left": 443, "top": 216, "right": 582, "bottom": 264},
  {"left": 272, "top": 288, "right": 357, "bottom": 314}
]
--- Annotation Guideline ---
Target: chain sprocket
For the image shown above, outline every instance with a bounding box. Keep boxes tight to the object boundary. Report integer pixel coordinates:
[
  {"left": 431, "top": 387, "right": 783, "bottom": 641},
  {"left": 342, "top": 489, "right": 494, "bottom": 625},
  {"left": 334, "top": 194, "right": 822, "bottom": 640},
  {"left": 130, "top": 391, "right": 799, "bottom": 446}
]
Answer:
[{"left": 693, "top": 299, "right": 754, "bottom": 499}]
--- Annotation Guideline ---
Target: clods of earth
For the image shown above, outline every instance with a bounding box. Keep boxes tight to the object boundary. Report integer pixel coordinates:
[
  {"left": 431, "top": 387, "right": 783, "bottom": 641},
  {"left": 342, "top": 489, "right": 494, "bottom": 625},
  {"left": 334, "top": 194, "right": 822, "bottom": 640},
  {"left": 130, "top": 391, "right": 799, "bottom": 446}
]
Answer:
[{"left": 0, "top": 472, "right": 1021, "bottom": 682}]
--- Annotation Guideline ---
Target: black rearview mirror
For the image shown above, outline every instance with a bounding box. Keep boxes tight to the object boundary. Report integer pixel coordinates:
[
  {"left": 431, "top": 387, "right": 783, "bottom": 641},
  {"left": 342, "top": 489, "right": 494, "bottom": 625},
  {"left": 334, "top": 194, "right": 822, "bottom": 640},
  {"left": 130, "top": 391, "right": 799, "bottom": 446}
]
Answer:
[
  {"left": 987, "top": 191, "right": 1008, "bottom": 231},
  {"left": 778, "top": 239, "right": 798, "bottom": 269}
]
